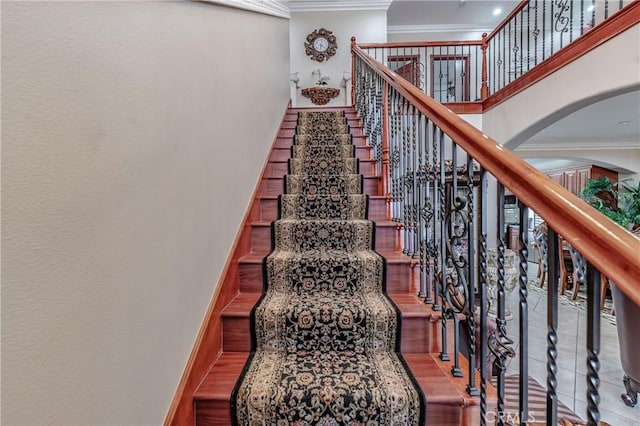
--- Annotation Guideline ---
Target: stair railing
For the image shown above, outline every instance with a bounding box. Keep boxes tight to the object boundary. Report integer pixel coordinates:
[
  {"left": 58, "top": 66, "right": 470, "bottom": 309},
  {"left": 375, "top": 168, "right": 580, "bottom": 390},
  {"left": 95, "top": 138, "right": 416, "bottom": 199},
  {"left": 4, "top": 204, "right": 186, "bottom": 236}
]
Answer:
[
  {"left": 352, "top": 40, "right": 640, "bottom": 426},
  {"left": 358, "top": 0, "right": 635, "bottom": 102}
]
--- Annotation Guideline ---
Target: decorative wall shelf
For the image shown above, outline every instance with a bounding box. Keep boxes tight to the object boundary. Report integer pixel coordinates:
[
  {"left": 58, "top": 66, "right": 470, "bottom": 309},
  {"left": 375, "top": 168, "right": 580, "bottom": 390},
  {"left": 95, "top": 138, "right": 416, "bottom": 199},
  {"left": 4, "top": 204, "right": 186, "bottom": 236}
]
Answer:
[{"left": 301, "top": 87, "right": 340, "bottom": 105}]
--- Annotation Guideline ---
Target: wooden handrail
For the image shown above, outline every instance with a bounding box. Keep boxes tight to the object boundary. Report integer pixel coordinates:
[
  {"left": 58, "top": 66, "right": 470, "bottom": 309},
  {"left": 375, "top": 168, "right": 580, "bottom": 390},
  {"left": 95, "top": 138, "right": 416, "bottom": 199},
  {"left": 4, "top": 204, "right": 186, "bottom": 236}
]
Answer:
[
  {"left": 352, "top": 45, "right": 640, "bottom": 306},
  {"left": 486, "top": 0, "right": 529, "bottom": 41}
]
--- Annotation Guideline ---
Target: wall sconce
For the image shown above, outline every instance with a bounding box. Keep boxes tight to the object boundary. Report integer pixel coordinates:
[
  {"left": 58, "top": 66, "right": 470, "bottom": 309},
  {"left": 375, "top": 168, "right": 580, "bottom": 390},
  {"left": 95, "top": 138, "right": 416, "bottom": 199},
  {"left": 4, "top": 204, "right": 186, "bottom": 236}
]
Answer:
[
  {"left": 340, "top": 71, "right": 351, "bottom": 88},
  {"left": 290, "top": 72, "right": 300, "bottom": 89}
]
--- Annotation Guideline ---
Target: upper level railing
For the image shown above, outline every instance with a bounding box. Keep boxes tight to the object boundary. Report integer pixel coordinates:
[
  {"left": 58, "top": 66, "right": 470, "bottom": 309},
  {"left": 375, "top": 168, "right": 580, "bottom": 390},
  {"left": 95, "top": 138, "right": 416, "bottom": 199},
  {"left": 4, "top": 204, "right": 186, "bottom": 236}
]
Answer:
[
  {"left": 358, "top": 0, "right": 636, "bottom": 103},
  {"left": 351, "top": 34, "right": 639, "bottom": 425}
]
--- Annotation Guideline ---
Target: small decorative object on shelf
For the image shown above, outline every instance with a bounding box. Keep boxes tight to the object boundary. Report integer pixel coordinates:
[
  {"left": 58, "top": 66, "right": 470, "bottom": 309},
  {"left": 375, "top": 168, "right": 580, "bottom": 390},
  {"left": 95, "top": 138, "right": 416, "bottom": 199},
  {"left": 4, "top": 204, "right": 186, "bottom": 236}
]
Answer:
[
  {"left": 305, "top": 28, "right": 337, "bottom": 62},
  {"left": 300, "top": 87, "right": 340, "bottom": 105}
]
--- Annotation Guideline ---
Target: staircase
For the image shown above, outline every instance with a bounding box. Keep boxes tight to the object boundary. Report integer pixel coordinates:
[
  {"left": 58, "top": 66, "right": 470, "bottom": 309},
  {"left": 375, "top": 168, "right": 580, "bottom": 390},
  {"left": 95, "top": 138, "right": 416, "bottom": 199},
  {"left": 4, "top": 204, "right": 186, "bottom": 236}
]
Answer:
[{"left": 192, "top": 106, "right": 487, "bottom": 425}]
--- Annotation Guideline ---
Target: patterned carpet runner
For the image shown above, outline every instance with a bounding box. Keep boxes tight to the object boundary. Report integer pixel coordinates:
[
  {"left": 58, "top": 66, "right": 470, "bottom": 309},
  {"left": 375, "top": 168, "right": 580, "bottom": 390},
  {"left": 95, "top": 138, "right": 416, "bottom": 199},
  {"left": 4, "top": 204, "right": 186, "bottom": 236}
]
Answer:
[{"left": 232, "top": 111, "right": 425, "bottom": 425}]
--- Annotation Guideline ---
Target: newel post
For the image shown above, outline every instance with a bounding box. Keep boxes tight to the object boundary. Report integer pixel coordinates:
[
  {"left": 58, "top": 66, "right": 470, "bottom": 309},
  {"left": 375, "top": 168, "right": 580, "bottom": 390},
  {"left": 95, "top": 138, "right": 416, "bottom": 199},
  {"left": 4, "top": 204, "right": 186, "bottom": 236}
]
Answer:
[
  {"left": 350, "top": 37, "right": 356, "bottom": 107},
  {"left": 381, "top": 80, "right": 391, "bottom": 220},
  {"left": 481, "top": 32, "right": 489, "bottom": 100}
]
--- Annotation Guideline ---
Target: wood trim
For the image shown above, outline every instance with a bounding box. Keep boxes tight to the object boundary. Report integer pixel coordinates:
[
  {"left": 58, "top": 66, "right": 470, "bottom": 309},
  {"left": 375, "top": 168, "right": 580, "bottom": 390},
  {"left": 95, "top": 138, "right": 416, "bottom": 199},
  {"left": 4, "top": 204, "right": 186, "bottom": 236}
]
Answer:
[
  {"left": 441, "top": 102, "right": 483, "bottom": 114},
  {"left": 163, "top": 103, "right": 291, "bottom": 426},
  {"left": 486, "top": 0, "right": 529, "bottom": 41},
  {"left": 358, "top": 40, "right": 483, "bottom": 49},
  {"left": 483, "top": 1, "right": 640, "bottom": 112},
  {"left": 353, "top": 46, "right": 640, "bottom": 306}
]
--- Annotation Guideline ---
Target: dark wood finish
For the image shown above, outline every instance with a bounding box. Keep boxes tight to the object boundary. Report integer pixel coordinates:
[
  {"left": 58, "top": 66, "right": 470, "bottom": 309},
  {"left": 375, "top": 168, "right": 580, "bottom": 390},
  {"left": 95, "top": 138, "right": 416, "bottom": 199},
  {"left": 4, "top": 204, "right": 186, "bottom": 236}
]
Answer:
[
  {"left": 543, "top": 164, "right": 618, "bottom": 197},
  {"left": 483, "top": 1, "right": 640, "bottom": 112}
]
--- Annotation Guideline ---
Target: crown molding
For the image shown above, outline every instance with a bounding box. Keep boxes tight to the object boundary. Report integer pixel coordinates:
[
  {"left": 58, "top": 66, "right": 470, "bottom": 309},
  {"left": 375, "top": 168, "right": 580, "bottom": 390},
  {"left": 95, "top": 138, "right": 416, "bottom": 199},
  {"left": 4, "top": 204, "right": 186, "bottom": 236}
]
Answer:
[
  {"left": 515, "top": 140, "right": 640, "bottom": 152},
  {"left": 289, "top": 0, "right": 393, "bottom": 13},
  {"left": 201, "top": 0, "right": 290, "bottom": 19},
  {"left": 387, "top": 24, "right": 492, "bottom": 34}
]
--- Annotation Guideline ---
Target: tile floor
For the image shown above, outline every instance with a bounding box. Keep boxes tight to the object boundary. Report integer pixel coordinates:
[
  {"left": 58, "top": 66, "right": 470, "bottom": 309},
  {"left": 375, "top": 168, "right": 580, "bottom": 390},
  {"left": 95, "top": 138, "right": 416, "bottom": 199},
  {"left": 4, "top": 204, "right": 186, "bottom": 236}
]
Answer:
[{"left": 501, "top": 265, "right": 639, "bottom": 425}]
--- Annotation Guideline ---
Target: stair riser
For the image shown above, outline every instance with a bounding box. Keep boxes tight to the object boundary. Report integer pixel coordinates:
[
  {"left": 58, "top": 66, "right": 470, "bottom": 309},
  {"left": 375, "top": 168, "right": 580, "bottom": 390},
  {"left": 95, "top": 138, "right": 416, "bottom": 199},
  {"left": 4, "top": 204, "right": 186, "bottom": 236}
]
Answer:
[
  {"left": 239, "top": 257, "right": 412, "bottom": 294},
  {"left": 274, "top": 136, "right": 369, "bottom": 149},
  {"left": 250, "top": 223, "right": 398, "bottom": 253},
  {"left": 260, "top": 198, "right": 278, "bottom": 222},
  {"left": 258, "top": 177, "right": 380, "bottom": 197},
  {"left": 278, "top": 127, "right": 365, "bottom": 138},
  {"left": 195, "top": 399, "right": 469, "bottom": 426},
  {"left": 238, "top": 262, "right": 263, "bottom": 293},
  {"left": 222, "top": 314, "right": 434, "bottom": 353},
  {"left": 266, "top": 160, "right": 378, "bottom": 179},
  {"left": 270, "top": 146, "right": 372, "bottom": 162},
  {"left": 259, "top": 196, "right": 386, "bottom": 222},
  {"left": 266, "top": 162, "right": 289, "bottom": 178}
]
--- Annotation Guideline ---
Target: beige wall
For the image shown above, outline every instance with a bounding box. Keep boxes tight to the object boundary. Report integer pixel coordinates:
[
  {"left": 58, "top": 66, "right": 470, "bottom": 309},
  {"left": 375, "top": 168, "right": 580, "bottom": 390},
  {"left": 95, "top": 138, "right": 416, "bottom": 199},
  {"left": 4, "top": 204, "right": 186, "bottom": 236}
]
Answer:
[
  {"left": 1, "top": 2, "right": 289, "bottom": 425},
  {"left": 290, "top": 10, "right": 388, "bottom": 107}
]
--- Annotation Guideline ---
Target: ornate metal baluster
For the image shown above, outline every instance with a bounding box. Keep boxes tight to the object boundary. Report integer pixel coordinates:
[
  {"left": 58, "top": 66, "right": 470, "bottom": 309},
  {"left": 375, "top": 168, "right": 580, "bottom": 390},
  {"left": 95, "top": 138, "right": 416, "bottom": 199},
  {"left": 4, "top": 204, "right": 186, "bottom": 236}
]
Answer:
[
  {"left": 586, "top": 263, "right": 602, "bottom": 425},
  {"left": 546, "top": 227, "right": 560, "bottom": 426},
  {"left": 438, "top": 129, "right": 448, "bottom": 351},
  {"left": 448, "top": 142, "right": 463, "bottom": 377},
  {"left": 423, "top": 118, "right": 435, "bottom": 305},
  {"left": 489, "top": 182, "right": 515, "bottom": 426},
  {"left": 518, "top": 200, "right": 530, "bottom": 425},
  {"left": 479, "top": 168, "right": 488, "bottom": 426},
  {"left": 465, "top": 151, "right": 478, "bottom": 396},
  {"left": 417, "top": 113, "right": 427, "bottom": 299},
  {"left": 431, "top": 124, "right": 441, "bottom": 312}
]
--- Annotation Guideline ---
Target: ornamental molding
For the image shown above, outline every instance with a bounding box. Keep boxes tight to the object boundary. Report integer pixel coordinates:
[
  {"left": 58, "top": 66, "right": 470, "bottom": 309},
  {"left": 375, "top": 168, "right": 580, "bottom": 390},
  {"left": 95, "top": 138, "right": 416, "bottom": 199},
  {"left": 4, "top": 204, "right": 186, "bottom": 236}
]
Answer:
[
  {"left": 289, "top": 0, "right": 393, "bottom": 12},
  {"left": 202, "top": 0, "right": 290, "bottom": 19},
  {"left": 515, "top": 140, "right": 640, "bottom": 152},
  {"left": 387, "top": 24, "right": 492, "bottom": 34}
]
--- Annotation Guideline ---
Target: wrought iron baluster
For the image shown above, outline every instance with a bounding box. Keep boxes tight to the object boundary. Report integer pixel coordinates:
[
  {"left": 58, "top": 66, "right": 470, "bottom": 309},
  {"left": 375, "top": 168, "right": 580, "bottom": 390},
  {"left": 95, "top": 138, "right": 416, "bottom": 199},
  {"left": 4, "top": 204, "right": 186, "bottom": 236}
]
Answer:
[
  {"left": 417, "top": 113, "right": 427, "bottom": 299},
  {"left": 448, "top": 142, "right": 462, "bottom": 377},
  {"left": 411, "top": 108, "right": 419, "bottom": 260},
  {"left": 490, "top": 182, "right": 515, "bottom": 426},
  {"left": 465, "top": 151, "right": 478, "bottom": 396},
  {"left": 518, "top": 201, "right": 530, "bottom": 425},
  {"left": 586, "top": 264, "right": 602, "bottom": 425},
  {"left": 543, "top": 0, "right": 547, "bottom": 62},
  {"left": 546, "top": 227, "right": 560, "bottom": 426},
  {"left": 438, "top": 128, "right": 449, "bottom": 361},
  {"left": 431, "top": 124, "right": 441, "bottom": 312},
  {"left": 479, "top": 168, "right": 488, "bottom": 426}
]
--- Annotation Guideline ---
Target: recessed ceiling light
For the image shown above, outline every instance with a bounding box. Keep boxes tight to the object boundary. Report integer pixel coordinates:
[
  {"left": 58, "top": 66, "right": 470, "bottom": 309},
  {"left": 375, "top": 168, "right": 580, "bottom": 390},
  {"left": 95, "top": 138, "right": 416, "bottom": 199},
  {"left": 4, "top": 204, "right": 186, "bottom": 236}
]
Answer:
[
  {"left": 493, "top": 7, "right": 503, "bottom": 16},
  {"left": 587, "top": 5, "right": 595, "bottom": 12},
  {"left": 618, "top": 120, "right": 631, "bottom": 126}
]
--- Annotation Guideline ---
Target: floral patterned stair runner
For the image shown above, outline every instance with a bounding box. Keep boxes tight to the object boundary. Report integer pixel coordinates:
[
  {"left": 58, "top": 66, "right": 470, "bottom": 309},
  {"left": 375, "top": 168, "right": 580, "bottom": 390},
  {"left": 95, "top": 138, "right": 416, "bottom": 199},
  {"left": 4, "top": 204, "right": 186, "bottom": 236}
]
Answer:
[{"left": 232, "top": 111, "right": 425, "bottom": 425}]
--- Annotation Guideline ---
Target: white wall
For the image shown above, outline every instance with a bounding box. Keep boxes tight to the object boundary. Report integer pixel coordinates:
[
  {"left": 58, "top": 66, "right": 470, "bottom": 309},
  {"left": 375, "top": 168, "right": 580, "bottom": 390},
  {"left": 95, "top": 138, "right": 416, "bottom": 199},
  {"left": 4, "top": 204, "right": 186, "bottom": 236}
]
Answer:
[
  {"left": 388, "top": 30, "right": 486, "bottom": 43},
  {"left": 483, "top": 24, "right": 640, "bottom": 148},
  {"left": 290, "top": 10, "right": 387, "bottom": 107},
  {"left": 1, "top": 2, "right": 289, "bottom": 425}
]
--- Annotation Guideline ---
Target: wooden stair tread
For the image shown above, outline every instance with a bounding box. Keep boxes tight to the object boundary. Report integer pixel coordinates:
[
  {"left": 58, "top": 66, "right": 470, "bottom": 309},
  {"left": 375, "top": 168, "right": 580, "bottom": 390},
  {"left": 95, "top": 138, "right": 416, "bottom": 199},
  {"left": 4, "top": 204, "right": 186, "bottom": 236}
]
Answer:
[
  {"left": 194, "top": 352, "right": 249, "bottom": 401},
  {"left": 195, "top": 352, "right": 478, "bottom": 407},
  {"left": 222, "top": 292, "right": 261, "bottom": 316}
]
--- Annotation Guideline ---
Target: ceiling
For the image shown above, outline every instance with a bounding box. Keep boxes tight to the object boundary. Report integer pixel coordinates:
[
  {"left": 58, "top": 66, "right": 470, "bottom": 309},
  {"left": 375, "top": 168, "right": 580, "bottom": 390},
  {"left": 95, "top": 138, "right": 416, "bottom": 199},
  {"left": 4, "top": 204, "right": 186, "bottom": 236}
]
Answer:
[{"left": 288, "top": 0, "right": 639, "bottom": 172}]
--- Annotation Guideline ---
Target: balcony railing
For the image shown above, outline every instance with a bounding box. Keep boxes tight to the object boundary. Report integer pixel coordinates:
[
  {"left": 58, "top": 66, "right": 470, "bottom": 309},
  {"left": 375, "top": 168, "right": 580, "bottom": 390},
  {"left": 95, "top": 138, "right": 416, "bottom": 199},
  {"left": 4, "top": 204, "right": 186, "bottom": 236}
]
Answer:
[
  {"left": 358, "top": 0, "right": 635, "bottom": 103},
  {"left": 350, "top": 23, "right": 639, "bottom": 426}
]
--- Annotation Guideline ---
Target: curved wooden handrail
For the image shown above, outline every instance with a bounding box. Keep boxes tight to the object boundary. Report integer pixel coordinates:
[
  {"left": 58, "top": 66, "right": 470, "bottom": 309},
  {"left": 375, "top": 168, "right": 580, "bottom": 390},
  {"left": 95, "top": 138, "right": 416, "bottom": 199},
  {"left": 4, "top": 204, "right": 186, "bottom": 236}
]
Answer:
[
  {"left": 353, "top": 45, "right": 640, "bottom": 306},
  {"left": 358, "top": 40, "right": 483, "bottom": 49},
  {"left": 486, "top": 0, "right": 529, "bottom": 41}
]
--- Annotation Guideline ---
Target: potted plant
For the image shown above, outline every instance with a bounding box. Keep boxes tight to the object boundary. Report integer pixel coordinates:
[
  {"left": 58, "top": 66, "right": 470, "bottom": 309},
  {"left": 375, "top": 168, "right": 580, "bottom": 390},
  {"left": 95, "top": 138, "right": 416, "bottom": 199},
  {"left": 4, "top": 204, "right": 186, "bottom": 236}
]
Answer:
[{"left": 581, "top": 176, "right": 640, "bottom": 234}]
